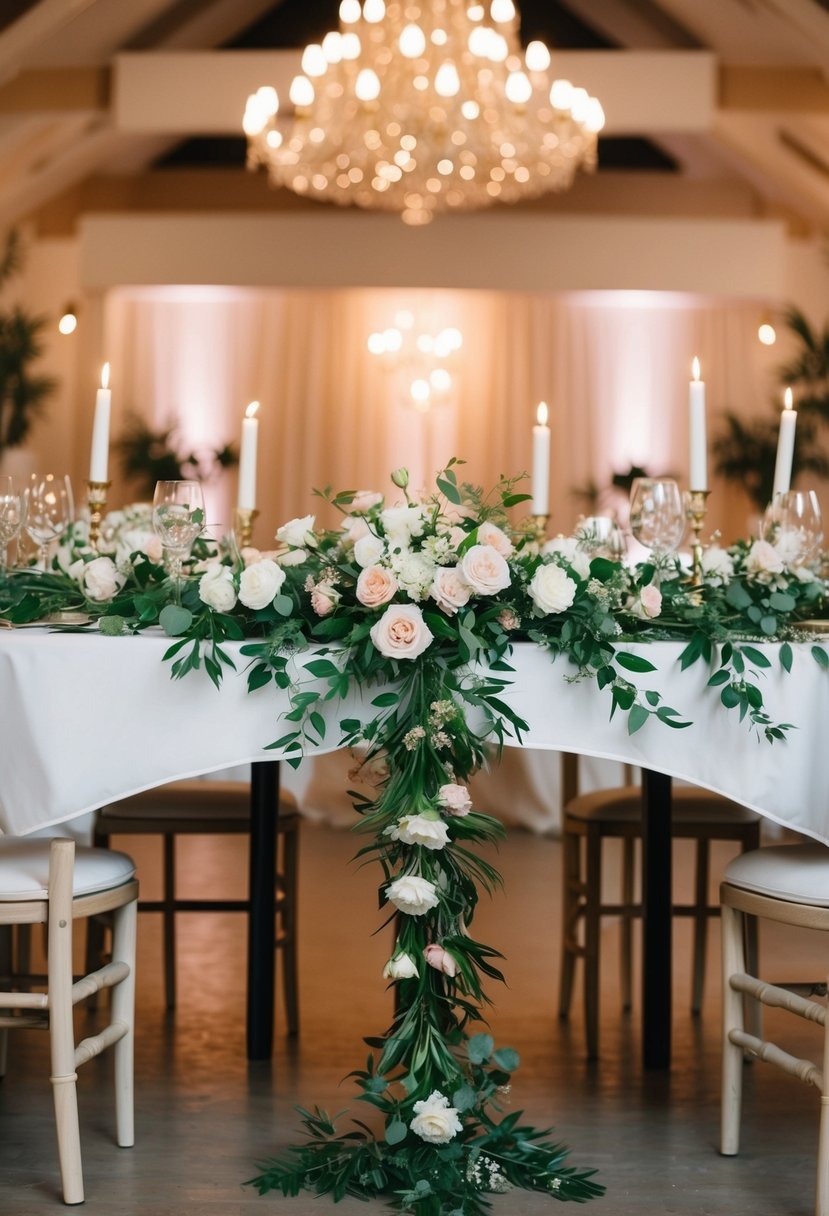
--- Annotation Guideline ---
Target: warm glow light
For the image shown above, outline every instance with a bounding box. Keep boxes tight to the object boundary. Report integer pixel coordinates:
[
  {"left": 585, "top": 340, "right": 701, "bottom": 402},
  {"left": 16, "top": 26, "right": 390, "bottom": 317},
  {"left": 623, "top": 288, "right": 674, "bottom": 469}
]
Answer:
[
  {"left": 505, "top": 70, "right": 532, "bottom": 104},
  {"left": 246, "top": 400, "right": 260, "bottom": 419},
  {"left": 355, "top": 68, "right": 381, "bottom": 101},
  {"left": 339, "top": 0, "right": 361, "bottom": 20},
  {"left": 101, "top": 362, "right": 110, "bottom": 390},
  {"left": 58, "top": 310, "right": 77, "bottom": 335},
  {"left": 536, "top": 401, "right": 548, "bottom": 426},
  {"left": 758, "top": 321, "right": 777, "bottom": 346},
  {"left": 784, "top": 386, "right": 794, "bottom": 410},
  {"left": 302, "top": 44, "right": 328, "bottom": 76},
  {"left": 289, "top": 76, "right": 315, "bottom": 108},
  {"left": 434, "top": 62, "right": 460, "bottom": 97},
  {"left": 399, "top": 22, "right": 426, "bottom": 57},
  {"left": 410, "top": 378, "right": 431, "bottom": 403},
  {"left": 525, "top": 40, "right": 550, "bottom": 71},
  {"left": 691, "top": 356, "right": 701, "bottom": 382}
]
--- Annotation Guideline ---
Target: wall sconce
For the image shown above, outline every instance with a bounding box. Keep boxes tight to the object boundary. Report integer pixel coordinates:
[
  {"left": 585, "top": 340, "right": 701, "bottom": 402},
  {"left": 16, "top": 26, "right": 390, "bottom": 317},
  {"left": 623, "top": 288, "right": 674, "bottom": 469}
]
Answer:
[
  {"left": 57, "top": 302, "right": 78, "bottom": 335},
  {"left": 367, "top": 310, "right": 463, "bottom": 412}
]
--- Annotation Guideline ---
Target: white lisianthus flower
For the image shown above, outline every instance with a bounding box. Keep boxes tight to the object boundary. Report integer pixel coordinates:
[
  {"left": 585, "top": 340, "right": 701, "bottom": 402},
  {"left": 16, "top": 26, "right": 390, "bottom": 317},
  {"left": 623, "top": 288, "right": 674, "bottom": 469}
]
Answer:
[
  {"left": 381, "top": 505, "right": 425, "bottom": 548},
  {"left": 386, "top": 874, "right": 439, "bottom": 916},
  {"left": 395, "top": 814, "right": 450, "bottom": 850},
  {"left": 700, "top": 545, "right": 734, "bottom": 584},
  {"left": 437, "top": 783, "right": 473, "bottom": 816},
  {"left": 382, "top": 951, "right": 419, "bottom": 980},
  {"left": 393, "top": 551, "right": 436, "bottom": 601},
  {"left": 370, "top": 604, "right": 433, "bottom": 661},
  {"left": 542, "top": 535, "right": 591, "bottom": 581},
  {"left": 198, "top": 564, "right": 238, "bottom": 612},
  {"left": 238, "top": 558, "right": 286, "bottom": 610},
  {"left": 430, "top": 565, "right": 472, "bottom": 616},
  {"left": 477, "top": 519, "right": 514, "bottom": 558},
  {"left": 81, "top": 556, "right": 126, "bottom": 603},
  {"left": 746, "top": 539, "right": 785, "bottom": 577},
  {"left": 529, "top": 564, "right": 577, "bottom": 615},
  {"left": 410, "top": 1091, "right": 463, "bottom": 1144},
  {"left": 460, "top": 545, "right": 511, "bottom": 595},
  {"left": 276, "top": 514, "right": 316, "bottom": 548},
  {"left": 354, "top": 534, "right": 386, "bottom": 568}
]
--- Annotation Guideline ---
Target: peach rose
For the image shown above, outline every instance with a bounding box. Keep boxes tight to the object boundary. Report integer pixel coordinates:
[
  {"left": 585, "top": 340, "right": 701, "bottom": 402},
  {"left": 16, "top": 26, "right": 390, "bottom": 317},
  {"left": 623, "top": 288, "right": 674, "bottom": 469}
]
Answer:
[
  {"left": 370, "top": 603, "right": 433, "bottom": 661},
  {"left": 311, "top": 583, "right": 340, "bottom": 616},
  {"left": 430, "top": 565, "right": 472, "bottom": 616},
  {"left": 460, "top": 544, "right": 511, "bottom": 596},
  {"left": 356, "top": 565, "right": 398, "bottom": 608},
  {"left": 477, "top": 520, "right": 514, "bottom": 558}
]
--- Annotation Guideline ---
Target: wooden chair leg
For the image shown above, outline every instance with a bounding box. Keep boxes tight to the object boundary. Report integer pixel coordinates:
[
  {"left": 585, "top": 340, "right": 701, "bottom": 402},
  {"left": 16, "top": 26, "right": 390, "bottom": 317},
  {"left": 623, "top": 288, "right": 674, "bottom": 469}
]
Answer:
[
  {"left": 558, "top": 827, "right": 580, "bottom": 1020},
  {"left": 0, "top": 924, "right": 11, "bottom": 984},
  {"left": 163, "top": 834, "right": 176, "bottom": 1011},
  {"left": 691, "top": 837, "right": 710, "bottom": 1015},
  {"left": 280, "top": 826, "right": 300, "bottom": 1037},
  {"left": 16, "top": 924, "right": 32, "bottom": 992},
  {"left": 110, "top": 899, "right": 137, "bottom": 1148},
  {"left": 583, "top": 828, "right": 602, "bottom": 1060},
  {"left": 742, "top": 912, "right": 762, "bottom": 1043},
  {"left": 720, "top": 901, "right": 746, "bottom": 1157},
  {"left": 818, "top": 992, "right": 829, "bottom": 1216},
  {"left": 47, "top": 841, "right": 84, "bottom": 1205},
  {"left": 620, "top": 837, "right": 635, "bottom": 1012}
]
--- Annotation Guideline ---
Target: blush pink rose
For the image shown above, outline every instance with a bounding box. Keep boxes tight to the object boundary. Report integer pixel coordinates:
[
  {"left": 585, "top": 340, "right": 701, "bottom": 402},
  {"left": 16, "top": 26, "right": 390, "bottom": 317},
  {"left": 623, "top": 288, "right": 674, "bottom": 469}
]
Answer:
[
  {"left": 477, "top": 520, "right": 514, "bottom": 558},
  {"left": 351, "top": 490, "right": 384, "bottom": 513},
  {"left": 460, "top": 544, "right": 511, "bottom": 595},
  {"left": 639, "top": 584, "right": 662, "bottom": 618},
  {"left": 430, "top": 565, "right": 472, "bottom": 615},
  {"left": 356, "top": 564, "right": 398, "bottom": 607},
  {"left": 311, "top": 583, "right": 340, "bottom": 616},
  {"left": 423, "top": 943, "right": 458, "bottom": 978},
  {"left": 370, "top": 603, "right": 433, "bottom": 661},
  {"left": 437, "top": 783, "right": 472, "bottom": 816}
]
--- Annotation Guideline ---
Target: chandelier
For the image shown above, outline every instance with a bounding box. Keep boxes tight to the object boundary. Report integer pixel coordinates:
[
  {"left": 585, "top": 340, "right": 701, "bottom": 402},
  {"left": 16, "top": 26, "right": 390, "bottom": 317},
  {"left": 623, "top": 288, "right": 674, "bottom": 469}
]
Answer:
[
  {"left": 243, "top": 0, "right": 605, "bottom": 226},
  {"left": 368, "top": 310, "right": 463, "bottom": 410}
]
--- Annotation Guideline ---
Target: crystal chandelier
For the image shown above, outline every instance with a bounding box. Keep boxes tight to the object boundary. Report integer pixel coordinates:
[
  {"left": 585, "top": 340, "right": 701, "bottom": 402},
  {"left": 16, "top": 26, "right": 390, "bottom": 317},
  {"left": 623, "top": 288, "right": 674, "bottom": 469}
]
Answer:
[
  {"left": 368, "top": 310, "right": 463, "bottom": 410},
  {"left": 243, "top": 0, "right": 605, "bottom": 226}
]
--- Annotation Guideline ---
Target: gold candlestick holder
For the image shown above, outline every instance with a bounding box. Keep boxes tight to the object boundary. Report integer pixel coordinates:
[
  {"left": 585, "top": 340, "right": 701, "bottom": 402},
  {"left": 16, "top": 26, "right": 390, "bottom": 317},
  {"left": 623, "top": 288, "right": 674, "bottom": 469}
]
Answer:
[
  {"left": 87, "top": 480, "right": 111, "bottom": 549},
  {"left": 527, "top": 513, "right": 550, "bottom": 544},
  {"left": 685, "top": 489, "right": 710, "bottom": 585},
  {"left": 233, "top": 506, "right": 259, "bottom": 550}
]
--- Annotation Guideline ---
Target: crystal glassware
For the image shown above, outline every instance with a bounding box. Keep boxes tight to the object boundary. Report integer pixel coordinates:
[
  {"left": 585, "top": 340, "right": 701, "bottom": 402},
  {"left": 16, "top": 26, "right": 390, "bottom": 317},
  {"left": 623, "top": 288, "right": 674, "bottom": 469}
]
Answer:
[
  {"left": 629, "top": 478, "right": 685, "bottom": 558},
  {"left": 24, "top": 473, "right": 73, "bottom": 570},
  {"left": 152, "top": 480, "right": 205, "bottom": 603},
  {"left": 575, "top": 514, "right": 626, "bottom": 560},
  {"left": 762, "top": 489, "right": 823, "bottom": 565},
  {"left": 0, "top": 476, "right": 26, "bottom": 571}
]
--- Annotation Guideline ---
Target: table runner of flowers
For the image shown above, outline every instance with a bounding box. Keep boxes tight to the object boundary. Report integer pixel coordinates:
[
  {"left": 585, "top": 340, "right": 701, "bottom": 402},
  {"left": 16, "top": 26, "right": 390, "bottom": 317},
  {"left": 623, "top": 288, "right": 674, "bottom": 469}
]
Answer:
[{"left": 1, "top": 459, "right": 827, "bottom": 1214}]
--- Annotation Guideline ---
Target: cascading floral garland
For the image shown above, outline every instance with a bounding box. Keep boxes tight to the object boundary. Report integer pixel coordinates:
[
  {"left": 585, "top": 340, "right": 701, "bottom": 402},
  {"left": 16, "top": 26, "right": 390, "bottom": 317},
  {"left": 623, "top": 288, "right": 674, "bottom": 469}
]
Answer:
[{"left": 1, "top": 460, "right": 828, "bottom": 1213}]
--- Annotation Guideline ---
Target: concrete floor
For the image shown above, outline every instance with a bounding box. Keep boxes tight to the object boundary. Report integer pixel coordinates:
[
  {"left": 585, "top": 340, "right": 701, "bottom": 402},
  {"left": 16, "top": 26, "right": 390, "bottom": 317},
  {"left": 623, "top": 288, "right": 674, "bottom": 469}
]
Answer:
[{"left": 0, "top": 821, "right": 825, "bottom": 1216}]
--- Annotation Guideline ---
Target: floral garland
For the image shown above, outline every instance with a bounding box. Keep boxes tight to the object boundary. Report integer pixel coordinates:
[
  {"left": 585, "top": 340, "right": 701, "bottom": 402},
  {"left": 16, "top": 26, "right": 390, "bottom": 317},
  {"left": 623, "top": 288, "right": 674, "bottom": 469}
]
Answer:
[{"left": 1, "top": 461, "right": 828, "bottom": 1214}]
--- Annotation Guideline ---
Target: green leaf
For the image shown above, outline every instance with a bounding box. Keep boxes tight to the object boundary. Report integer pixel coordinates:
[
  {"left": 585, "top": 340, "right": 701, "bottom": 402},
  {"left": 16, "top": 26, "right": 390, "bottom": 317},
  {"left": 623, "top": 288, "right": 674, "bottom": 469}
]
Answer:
[
  {"left": 741, "top": 645, "right": 771, "bottom": 668},
  {"left": 98, "top": 615, "right": 127, "bottom": 636},
  {"left": 627, "top": 704, "right": 650, "bottom": 735},
  {"left": 616, "top": 652, "right": 657, "bottom": 674},
  {"left": 305, "top": 658, "right": 339, "bottom": 678},
  {"left": 760, "top": 615, "right": 779, "bottom": 636},
  {"left": 812, "top": 645, "right": 829, "bottom": 670},
  {"left": 780, "top": 641, "right": 793, "bottom": 673},
  {"left": 384, "top": 1119, "right": 407, "bottom": 1145},
  {"left": 501, "top": 492, "right": 532, "bottom": 507},
  {"left": 768, "top": 591, "right": 796, "bottom": 612},
  {"left": 247, "top": 664, "right": 272, "bottom": 692},
  {"left": 721, "top": 685, "right": 741, "bottom": 709},
  {"left": 707, "top": 670, "right": 730, "bottom": 687},
  {"left": 725, "top": 581, "right": 752, "bottom": 610},
  {"left": 492, "top": 1046, "right": 520, "bottom": 1071},
  {"left": 436, "top": 475, "right": 462, "bottom": 505},
  {"left": 159, "top": 604, "right": 193, "bottom": 637},
  {"left": 371, "top": 692, "right": 399, "bottom": 707},
  {"left": 467, "top": 1033, "right": 494, "bottom": 1064},
  {"left": 309, "top": 710, "right": 326, "bottom": 741},
  {"left": 273, "top": 594, "right": 293, "bottom": 617},
  {"left": 452, "top": 1084, "right": 477, "bottom": 1111}
]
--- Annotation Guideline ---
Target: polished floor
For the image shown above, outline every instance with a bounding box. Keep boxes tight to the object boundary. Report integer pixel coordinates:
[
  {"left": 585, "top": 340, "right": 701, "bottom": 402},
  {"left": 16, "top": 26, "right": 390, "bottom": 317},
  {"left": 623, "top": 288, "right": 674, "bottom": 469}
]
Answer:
[{"left": 1, "top": 821, "right": 826, "bottom": 1216}]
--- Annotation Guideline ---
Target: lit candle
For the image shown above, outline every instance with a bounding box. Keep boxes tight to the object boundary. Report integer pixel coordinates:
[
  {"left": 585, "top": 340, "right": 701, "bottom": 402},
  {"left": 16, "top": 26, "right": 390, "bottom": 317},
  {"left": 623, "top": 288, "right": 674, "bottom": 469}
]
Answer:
[
  {"left": 689, "top": 357, "right": 707, "bottom": 491},
  {"left": 89, "top": 362, "right": 111, "bottom": 482},
  {"left": 531, "top": 401, "right": 550, "bottom": 516},
  {"left": 772, "top": 386, "right": 797, "bottom": 498},
  {"left": 238, "top": 400, "right": 260, "bottom": 511}
]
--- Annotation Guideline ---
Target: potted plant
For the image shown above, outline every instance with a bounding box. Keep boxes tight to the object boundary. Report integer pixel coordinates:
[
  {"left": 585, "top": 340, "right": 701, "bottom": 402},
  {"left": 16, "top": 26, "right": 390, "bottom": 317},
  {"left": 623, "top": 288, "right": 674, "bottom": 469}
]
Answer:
[{"left": 0, "top": 231, "right": 56, "bottom": 473}]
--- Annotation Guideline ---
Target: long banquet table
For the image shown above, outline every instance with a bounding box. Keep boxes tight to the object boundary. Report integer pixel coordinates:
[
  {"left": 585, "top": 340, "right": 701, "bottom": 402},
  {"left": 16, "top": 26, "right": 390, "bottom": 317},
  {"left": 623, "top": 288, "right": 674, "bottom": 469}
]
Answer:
[{"left": 1, "top": 628, "right": 828, "bottom": 1065}]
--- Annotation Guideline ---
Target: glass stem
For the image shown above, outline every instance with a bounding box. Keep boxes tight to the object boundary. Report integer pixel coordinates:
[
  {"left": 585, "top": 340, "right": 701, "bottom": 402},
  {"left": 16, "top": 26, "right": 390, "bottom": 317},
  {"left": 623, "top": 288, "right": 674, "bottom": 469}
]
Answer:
[{"left": 167, "top": 551, "right": 184, "bottom": 606}]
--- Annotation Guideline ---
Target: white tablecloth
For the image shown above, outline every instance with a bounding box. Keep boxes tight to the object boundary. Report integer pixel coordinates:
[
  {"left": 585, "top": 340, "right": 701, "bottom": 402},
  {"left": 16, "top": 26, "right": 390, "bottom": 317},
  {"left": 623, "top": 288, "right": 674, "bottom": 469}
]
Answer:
[{"left": 0, "top": 631, "right": 827, "bottom": 842}]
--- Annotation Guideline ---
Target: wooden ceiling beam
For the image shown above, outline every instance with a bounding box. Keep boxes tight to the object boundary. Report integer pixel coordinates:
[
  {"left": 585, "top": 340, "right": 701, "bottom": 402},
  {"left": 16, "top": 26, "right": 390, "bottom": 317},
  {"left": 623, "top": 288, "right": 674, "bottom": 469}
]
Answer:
[{"left": 0, "top": 66, "right": 108, "bottom": 115}]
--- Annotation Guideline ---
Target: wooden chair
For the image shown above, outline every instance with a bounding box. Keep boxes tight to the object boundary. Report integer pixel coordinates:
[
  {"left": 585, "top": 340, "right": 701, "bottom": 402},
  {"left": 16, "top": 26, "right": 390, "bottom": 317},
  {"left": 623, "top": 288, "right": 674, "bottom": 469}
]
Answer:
[
  {"left": 721, "top": 844, "right": 829, "bottom": 1216},
  {"left": 0, "top": 837, "right": 137, "bottom": 1205},
  {"left": 558, "top": 753, "right": 761, "bottom": 1058},
  {"left": 88, "top": 779, "right": 300, "bottom": 1033}
]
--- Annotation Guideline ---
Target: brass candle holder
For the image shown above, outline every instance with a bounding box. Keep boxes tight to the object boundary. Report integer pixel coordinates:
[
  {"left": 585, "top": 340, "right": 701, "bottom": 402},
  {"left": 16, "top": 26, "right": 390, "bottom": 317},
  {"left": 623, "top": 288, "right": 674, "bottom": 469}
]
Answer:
[
  {"left": 87, "top": 479, "right": 111, "bottom": 549},
  {"left": 685, "top": 488, "right": 710, "bottom": 585},
  {"left": 528, "top": 513, "right": 550, "bottom": 544},
  {"left": 234, "top": 506, "right": 259, "bottom": 550}
]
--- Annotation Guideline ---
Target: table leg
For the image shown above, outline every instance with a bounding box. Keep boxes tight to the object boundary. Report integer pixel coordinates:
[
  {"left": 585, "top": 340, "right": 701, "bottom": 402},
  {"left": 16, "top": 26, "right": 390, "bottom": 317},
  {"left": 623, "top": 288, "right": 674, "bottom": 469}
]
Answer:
[
  {"left": 247, "top": 760, "right": 280, "bottom": 1060},
  {"left": 641, "top": 768, "right": 672, "bottom": 1069}
]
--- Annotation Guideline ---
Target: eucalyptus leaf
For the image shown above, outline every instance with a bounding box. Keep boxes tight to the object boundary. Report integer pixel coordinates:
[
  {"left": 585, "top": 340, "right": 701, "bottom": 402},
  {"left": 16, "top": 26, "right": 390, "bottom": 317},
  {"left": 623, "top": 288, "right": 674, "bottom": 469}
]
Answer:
[{"left": 159, "top": 604, "right": 193, "bottom": 636}]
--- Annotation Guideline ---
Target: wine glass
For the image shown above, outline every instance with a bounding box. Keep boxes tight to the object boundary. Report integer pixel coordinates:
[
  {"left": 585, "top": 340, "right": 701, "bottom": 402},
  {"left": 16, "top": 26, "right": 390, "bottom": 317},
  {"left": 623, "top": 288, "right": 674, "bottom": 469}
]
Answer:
[
  {"left": 0, "top": 476, "right": 26, "bottom": 571},
  {"left": 629, "top": 478, "right": 685, "bottom": 559},
  {"left": 763, "top": 489, "right": 823, "bottom": 565},
  {"left": 24, "top": 473, "right": 73, "bottom": 570},
  {"left": 152, "top": 480, "right": 205, "bottom": 602},
  {"left": 576, "top": 515, "right": 626, "bottom": 561}
]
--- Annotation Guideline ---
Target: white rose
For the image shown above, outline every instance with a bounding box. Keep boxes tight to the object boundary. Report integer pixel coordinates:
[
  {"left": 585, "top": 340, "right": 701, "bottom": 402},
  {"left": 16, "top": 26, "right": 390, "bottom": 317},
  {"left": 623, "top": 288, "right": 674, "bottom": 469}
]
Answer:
[
  {"left": 81, "top": 556, "right": 125, "bottom": 603},
  {"left": 117, "top": 526, "right": 163, "bottom": 566},
  {"left": 430, "top": 566, "right": 472, "bottom": 616},
  {"left": 460, "top": 545, "right": 511, "bottom": 596},
  {"left": 370, "top": 604, "right": 433, "bottom": 661},
  {"left": 386, "top": 874, "right": 439, "bottom": 916},
  {"left": 529, "top": 563, "right": 577, "bottom": 615},
  {"left": 276, "top": 514, "right": 316, "bottom": 548},
  {"left": 542, "top": 535, "right": 591, "bottom": 580},
  {"left": 477, "top": 520, "right": 514, "bottom": 557},
  {"left": 395, "top": 814, "right": 450, "bottom": 851},
  {"left": 351, "top": 490, "right": 384, "bottom": 513},
  {"left": 239, "top": 558, "right": 286, "bottom": 610},
  {"left": 341, "top": 515, "right": 370, "bottom": 544},
  {"left": 381, "top": 505, "right": 425, "bottom": 548},
  {"left": 437, "top": 783, "right": 472, "bottom": 816},
  {"left": 354, "top": 534, "right": 386, "bottom": 568},
  {"left": 198, "top": 564, "right": 238, "bottom": 612},
  {"left": 746, "top": 539, "right": 785, "bottom": 576},
  {"left": 276, "top": 548, "right": 308, "bottom": 567},
  {"left": 410, "top": 1091, "right": 463, "bottom": 1145},
  {"left": 382, "top": 951, "right": 419, "bottom": 980},
  {"left": 700, "top": 545, "right": 734, "bottom": 583}
]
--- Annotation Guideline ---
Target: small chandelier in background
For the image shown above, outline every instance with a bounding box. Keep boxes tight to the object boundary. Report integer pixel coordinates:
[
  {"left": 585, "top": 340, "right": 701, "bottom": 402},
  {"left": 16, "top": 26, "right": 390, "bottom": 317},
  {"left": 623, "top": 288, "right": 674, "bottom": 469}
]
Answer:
[
  {"left": 368, "top": 311, "right": 463, "bottom": 411},
  {"left": 243, "top": 0, "right": 604, "bottom": 226}
]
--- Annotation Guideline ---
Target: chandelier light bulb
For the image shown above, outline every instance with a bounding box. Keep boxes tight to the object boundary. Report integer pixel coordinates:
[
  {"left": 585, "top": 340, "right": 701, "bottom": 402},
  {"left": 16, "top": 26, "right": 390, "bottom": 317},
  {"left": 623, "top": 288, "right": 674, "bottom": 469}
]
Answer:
[
  {"left": 245, "top": 0, "right": 605, "bottom": 224},
  {"left": 368, "top": 332, "right": 386, "bottom": 354},
  {"left": 383, "top": 327, "right": 403, "bottom": 352},
  {"left": 758, "top": 321, "right": 777, "bottom": 346},
  {"left": 430, "top": 368, "right": 452, "bottom": 392},
  {"left": 410, "top": 378, "right": 431, "bottom": 404}
]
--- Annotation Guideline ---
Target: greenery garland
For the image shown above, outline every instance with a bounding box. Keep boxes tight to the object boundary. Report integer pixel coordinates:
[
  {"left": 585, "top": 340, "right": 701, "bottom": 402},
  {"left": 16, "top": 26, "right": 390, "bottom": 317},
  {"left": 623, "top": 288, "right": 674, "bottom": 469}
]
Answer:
[{"left": 2, "top": 462, "right": 828, "bottom": 1213}]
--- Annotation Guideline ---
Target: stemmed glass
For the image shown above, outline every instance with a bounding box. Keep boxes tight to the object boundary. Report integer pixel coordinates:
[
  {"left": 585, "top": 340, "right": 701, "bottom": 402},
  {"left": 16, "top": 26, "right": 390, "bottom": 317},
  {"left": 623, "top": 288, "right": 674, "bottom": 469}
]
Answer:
[
  {"left": 629, "top": 478, "right": 685, "bottom": 560},
  {"left": 576, "top": 515, "right": 626, "bottom": 561},
  {"left": 152, "top": 480, "right": 205, "bottom": 603},
  {"left": 24, "top": 474, "right": 73, "bottom": 571},
  {"left": 762, "top": 489, "right": 823, "bottom": 565},
  {"left": 0, "top": 476, "right": 27, "bottom": 571}
]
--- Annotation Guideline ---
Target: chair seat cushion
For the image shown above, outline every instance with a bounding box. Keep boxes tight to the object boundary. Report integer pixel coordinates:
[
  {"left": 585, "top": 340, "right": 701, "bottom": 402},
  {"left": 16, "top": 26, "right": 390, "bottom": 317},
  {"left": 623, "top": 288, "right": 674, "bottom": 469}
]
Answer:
[
  {"left": 0, "top": 839, "right": 136, "bottom": 901},
  {"left": 723, "top": 844, "right": 829, "bottom": 906},
  {"left": 97, "top": 781, "right": 298, "bottom": 828},
  {"left": 566, "top": 785, "right": 760, "bottom": 826}
]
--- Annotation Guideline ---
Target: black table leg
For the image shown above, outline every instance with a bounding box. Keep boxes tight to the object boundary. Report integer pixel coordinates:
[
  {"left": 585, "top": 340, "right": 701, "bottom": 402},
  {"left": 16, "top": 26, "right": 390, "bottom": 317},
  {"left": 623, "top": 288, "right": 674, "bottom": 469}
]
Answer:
[
  {"left": 247, "top": 760, "right": 280, "bottom": 1060},
  {"left": 641, "top": 768, "right": 672, "bottom": 1069}
]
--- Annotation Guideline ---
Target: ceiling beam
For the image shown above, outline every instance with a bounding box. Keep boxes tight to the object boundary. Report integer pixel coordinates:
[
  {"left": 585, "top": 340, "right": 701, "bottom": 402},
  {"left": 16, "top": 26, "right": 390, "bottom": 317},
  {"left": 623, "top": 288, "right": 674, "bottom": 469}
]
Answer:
[
  {"left": 0, "top": 66, "right": 108, "bottom": 115},
  {"left": 0, "top": 0, "right": 99, "bottom": 87}
]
